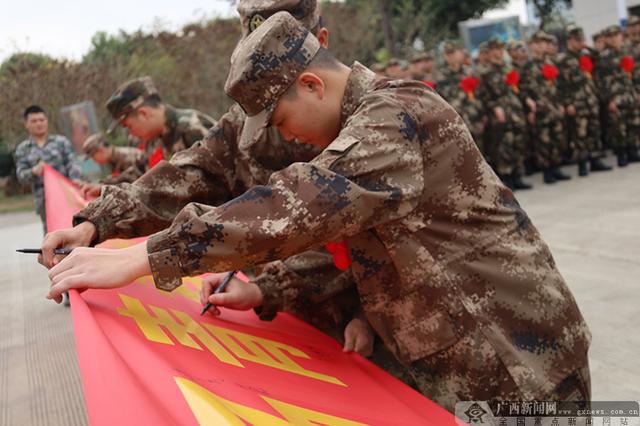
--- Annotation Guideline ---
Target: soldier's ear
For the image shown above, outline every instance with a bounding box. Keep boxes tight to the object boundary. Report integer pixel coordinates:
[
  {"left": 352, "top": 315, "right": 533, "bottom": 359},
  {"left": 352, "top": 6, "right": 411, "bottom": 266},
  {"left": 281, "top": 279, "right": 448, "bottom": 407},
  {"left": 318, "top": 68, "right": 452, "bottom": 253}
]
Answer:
[
  {"left": 297, "top": 72, "right": 325, "bottom": 100},
  {"left": 317, "top": 28, "right": 329, "bottom": 49}
]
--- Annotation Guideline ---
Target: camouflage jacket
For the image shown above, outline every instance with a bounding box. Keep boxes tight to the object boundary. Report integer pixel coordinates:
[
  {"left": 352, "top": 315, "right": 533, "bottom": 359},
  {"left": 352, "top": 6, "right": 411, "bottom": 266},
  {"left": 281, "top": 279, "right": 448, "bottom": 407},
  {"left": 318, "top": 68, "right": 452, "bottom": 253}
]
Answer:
[
  {"left": 436, "top": 65, "right": 484, "bottom": 137},
  {"left": 15, "top": 134, "right": 81, "bottom": 194},
  {"left": 598, "top": 47, "right": 637, "bottom": 108},
  {"left": 144, "top": 63, "right": 591, "bottom": 398},
  {"left": 160, "top": 105, "right": 216, "bottom": 156},
  {"left": 477, "top": 61, "right": 525, "bottom": 126},
  {"left": 74, "top": 98, "right": 342, "bottom": 321},
  {"left": 520, "top": 56, "right": 563, "bottom": 123},
  {"left": 556, "top": 49, "right": 600, "bottom": 114},
  {"left": 101, "top": 146, "right": 146, "bottom": 185}
]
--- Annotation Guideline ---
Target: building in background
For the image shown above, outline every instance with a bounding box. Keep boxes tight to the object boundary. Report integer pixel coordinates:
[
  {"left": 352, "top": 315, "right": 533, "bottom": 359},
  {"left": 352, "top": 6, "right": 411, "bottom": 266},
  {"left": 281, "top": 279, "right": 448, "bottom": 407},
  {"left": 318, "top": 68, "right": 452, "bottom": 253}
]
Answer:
[{"left": 573, "top": 0, "right": 640, "bottom": 40}]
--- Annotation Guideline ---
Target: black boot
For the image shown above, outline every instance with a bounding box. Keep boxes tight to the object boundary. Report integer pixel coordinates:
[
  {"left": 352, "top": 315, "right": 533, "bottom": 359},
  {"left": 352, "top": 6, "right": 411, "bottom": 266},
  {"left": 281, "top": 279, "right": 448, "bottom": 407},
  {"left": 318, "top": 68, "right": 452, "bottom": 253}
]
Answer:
[
  {"left": 617, "top": 152, "right": 629, "bottom": 167},
  {"left": 590, "top": 158, "right": 612, "bottom": 172},
  {"left": 578, "top": 161, "right": 589, "bottom": 177},
  {"left": 499, "top": 174, "right": 515, "bottom": 190},
  {"left": 543, "top": 168, "right": 557, "bottom": 184},
  {"left": 511, "top": 172, "right": 533, "bottom": 190},
  {"left": 552, "top": 167, "right": 572, "bottom": 181},
  {"left": 627, "top": 147, "right": 640, "bottom": 163}
]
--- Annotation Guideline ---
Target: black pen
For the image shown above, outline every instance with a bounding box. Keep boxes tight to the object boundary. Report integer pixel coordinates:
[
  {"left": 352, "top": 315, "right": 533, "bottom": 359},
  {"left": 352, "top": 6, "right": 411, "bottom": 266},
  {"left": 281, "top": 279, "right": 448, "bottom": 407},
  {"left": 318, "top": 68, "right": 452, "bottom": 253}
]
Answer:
[
  {"left": 201, "top": 270, "right": 237, "bottom": 316},
  {"left": 16, "top": 248, "right": 74, "bottom": 255}
]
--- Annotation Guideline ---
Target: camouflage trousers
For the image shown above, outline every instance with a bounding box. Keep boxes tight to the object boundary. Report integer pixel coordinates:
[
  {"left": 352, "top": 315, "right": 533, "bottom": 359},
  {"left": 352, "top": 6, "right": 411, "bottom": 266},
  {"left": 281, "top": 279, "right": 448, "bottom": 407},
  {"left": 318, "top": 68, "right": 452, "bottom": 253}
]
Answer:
[
  {"left": 404, "top": 310, "right": 590, "bottom": 414},
  {"left": 607, "top": 107, "right": 640, "bottom": 153},
  {"left": 33, "top": 188, "right": 47, "bottom": 235},
  {"left": 567, "top": 112, "right": 602, "bottom": 162},
  {"left": 531, "top": 119, "right": 564, "bottom": 169},
  {"left": 490, "top": 121, "right": 526, "bottom": 175}
]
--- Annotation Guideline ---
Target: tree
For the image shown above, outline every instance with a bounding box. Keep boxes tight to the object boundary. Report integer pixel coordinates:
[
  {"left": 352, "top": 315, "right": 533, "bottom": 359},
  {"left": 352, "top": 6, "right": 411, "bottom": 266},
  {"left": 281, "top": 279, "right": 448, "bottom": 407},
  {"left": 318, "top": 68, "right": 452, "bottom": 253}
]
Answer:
[
  {"left": 527, "top": 0, "right": 571, "bottom": 29},
  {"left": 0, "top": 52, "right": 54, "bottom": 77}
]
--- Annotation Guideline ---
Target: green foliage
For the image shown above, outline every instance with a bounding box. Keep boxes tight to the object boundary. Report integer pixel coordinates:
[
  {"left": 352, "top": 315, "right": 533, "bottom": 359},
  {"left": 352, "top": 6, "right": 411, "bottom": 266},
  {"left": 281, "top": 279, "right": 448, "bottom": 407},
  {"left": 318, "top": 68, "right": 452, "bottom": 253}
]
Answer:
[
  {"left": 83, "top": 31, "right": 133, "bottom": 63},
  {"left": 527, "top": 0, "right": 571, "bottom": 29},
  {"left": 0, "top": 52, "right": 54, "bottom": 77}
]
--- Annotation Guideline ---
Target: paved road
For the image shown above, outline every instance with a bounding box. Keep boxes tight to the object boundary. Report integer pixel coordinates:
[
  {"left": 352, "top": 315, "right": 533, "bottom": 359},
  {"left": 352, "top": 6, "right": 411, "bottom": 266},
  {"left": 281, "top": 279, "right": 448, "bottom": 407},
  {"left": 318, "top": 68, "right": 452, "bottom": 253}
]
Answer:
[{"left": 0, "top": 162, "right": 638, "bottom": 425}]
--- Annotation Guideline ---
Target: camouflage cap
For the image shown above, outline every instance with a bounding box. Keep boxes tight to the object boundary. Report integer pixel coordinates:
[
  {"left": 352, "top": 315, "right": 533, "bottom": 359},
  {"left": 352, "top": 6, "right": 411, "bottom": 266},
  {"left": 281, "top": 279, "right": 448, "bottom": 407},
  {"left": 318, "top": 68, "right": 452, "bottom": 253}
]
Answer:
[
  {"left": 487, "top": 36, "right": 505, "bottom": 49},
  {"left": 81, "top": 133, "right": 108, "bottom": 158},
  {"left": 506, "top": 40, "right": 526, "bottom": 51},
  {"left": 371, "top": 62, "right": 385, "bottom": 73},
  {"left": 566, "top": 24, "right": 584, "bottom": 38},
  {"left": 237, "top": 0, "right": 320, "bottom": 39},
  {"left": 478, "top": 41, "right": 490, "bottom": 53},
  {"left": 105, "top": 76, "right": 158, "bottom": 133},
  {"left": 387, "top": 57, "right": 401, "bottom": 67},
  {"left": 603, "top": 25, "right": 622, "bottom": 37},
  {"left": 410, "top": 51, "right": 433, "bottom": 62},
  {"left": 443, "top": 41, "right": 462, "bottom": 54},
  {"left": 529, "top": 30, "right": 551, "bottom": 43},
  {"left": 225, "top": 12, "right": 321, "bottom": 147},
  {"left": 628, "top": 15, "right": 640, "bottom": 27}
]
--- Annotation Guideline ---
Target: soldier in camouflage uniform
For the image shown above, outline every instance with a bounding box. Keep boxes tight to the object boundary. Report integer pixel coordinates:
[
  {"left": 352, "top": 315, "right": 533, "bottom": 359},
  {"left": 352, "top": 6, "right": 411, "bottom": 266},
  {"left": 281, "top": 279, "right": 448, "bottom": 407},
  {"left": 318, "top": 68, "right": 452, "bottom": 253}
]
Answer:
[
  {"left": 475, "top": 41, "right": 491, "bottom": 74},
  {"left": 507, "top": 40, "right": 528, "bottom": 73},
  {"left": 557, "top": 25, "right": 612, "bottom": 176},
  {"left": 408, "top": 52, "right": 439, "bottom": 87},
  {"left": 477, "top": 37, "right": 532, "bottom": 190},
  {"left": 79, "top": 133, "right": 146, "bottom": 198},
  {"left": 520, "top": 31, "right": 572, "bottom": 184},
  {"left": 47, "top": 13, "right": 591, "bottom": 412},
  {"left": 15, "top": 105, "right": 81, "bottom": 233},
  {"left": 436, "top": 41, "right": 486, "bottom": 154},
  {"left": 40, "top": 0, "right": 416, "bottom": 389},
  {"left": 599, "top": 25, "right": 640, "bottom": 166},
  {"left": 106, "top": 76, "right": 216, "bottom": 161}
]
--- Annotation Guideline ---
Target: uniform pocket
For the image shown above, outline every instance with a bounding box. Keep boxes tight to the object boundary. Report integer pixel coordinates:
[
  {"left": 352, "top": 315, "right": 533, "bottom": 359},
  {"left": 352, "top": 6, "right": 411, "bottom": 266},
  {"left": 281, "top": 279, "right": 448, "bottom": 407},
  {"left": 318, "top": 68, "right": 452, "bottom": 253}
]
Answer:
[{"left": 393, "top": 309, "right": 459, "bottom": 362}]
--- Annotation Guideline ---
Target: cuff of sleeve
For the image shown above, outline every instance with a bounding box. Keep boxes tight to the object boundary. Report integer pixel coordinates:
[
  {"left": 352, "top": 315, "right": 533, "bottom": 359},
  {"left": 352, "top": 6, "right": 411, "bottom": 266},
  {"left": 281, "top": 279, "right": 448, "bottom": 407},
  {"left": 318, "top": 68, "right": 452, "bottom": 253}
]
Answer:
[
  {"left": 147, "top": 232, "right": 183, "bottom": 292},
  {"left": 252, "top": 267, "right": 286, "bottom": 321},
  {"left": 72, "top": 202, "right": 116, "bottom": 244}
]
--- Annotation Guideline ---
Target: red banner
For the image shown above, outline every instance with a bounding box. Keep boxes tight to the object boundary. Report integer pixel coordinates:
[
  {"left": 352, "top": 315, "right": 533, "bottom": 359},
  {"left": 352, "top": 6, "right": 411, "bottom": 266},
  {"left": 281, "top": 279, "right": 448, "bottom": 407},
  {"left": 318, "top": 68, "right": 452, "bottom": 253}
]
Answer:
[{"left": 43, "top": 166, "right": 457, "bottom": 425}]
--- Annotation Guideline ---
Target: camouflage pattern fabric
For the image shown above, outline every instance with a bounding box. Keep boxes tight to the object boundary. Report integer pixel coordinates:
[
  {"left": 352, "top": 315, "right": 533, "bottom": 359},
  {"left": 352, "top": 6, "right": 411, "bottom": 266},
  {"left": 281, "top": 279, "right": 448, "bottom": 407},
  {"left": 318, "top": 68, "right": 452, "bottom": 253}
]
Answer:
[
  {"left": 477, "top": 62, "right": 527, "bottom": 175},
  {"left": 557, "top": 48, "right": 602, "bottom": 161},
  {"left": 15, "top": 134, "right": 81, "bottom": 232},
  {"left": 100, "top": 146, "right": 146, "bottom": 185},
  {"left": 142, "top": 59, "right": 590, "bottom": 410},
  {"left": 436, "top": 65, "right": 486, "bottom": 153},
  {"left": 520, "top": 57, "right": 564, "bottom": 168},
  {"left": 160, "top": 105, "right": 216, "bottom": 156}
]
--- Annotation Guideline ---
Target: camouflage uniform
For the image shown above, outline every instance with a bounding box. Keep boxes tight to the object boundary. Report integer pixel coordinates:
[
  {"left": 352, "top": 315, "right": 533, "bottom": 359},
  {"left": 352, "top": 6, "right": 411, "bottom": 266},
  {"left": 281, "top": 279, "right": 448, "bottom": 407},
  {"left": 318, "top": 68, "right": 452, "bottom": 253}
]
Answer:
[
  {"left": 520, "top": 33, "right": 565, "bottom": 174},
  {"left": 72, "top": 0, "right": 414, "bottom": 390},
  {"left": 557, "top": 28, "right": 606, "bottom": 170},
  {"left": 15, "top": 134, "right": 81, "bottom": 232},
  {"left": 477, "top": 45, "right": 527, "bottom": 181},
  {"left": 144, "top": 13, "right": 591, "bottom": 411},
  {"left": 598, "top": 25, "right": 640, "bottom": 165},
  {"left": 436, "top": 64, "right": 485, "bottom": 153},
  {"left": 82, "top": 133, "right": 145, "bottom": 185}
]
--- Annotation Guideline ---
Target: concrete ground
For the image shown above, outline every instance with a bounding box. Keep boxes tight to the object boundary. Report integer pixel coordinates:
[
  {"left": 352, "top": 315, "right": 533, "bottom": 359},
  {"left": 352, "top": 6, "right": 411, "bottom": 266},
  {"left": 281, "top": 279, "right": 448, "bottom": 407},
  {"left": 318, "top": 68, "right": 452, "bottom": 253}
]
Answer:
[{"left": 0, "top": 161, "right": 638, "bottom": 425}]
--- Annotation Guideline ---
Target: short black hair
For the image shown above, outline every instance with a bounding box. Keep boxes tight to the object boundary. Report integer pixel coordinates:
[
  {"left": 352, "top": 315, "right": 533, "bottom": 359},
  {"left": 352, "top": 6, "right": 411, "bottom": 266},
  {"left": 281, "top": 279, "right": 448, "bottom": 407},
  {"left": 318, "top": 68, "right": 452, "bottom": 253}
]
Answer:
[
  {"left": 24, "top": 105, "right": 45, "bottom": 120},
  {"left": 140, "top": 93, "right": 163, "bottom": 108}
]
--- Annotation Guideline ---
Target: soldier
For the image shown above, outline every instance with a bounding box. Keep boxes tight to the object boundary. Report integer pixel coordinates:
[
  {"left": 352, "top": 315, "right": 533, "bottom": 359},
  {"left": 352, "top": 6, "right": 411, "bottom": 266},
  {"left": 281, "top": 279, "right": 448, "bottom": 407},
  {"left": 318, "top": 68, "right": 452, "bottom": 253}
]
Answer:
[
  {"left": 46, "top": 12, "right": 592, "bottom": 411},
  {"left": 557, "top": 25, "right": 612, "bottom": 175},
  {"left": 507, "top": 40, "right": 528, "bottom": 73},
  {"left": 408, "top": 51, "right": 438, "bottom": 87},
  {"left": 599, "top": 25, "right": 640, "bottom": 166},
  {"left": 40, "top": 0, "right": 414, "bottom": 388},
  {"left": 593, "top": 31, "right": 606, "bottom": 53},
  {"left": 14, "top": 105, "right": 81, "bottom": 233},
  {"left": 106, "top": 76, "right": 216, "bottom": 160},
  {"left": 475, "top": 41, "right": 491, "bottom": 74},
  {"left": 370, "top": 62, "right": 386, "bottom": 78},
  {"left": 79, "top": 133, "right": 146, "bottom": 197},
  {"left": 385, "top": 57, "right": 405, "bottom": 79},
  {"left": 521, "top": 30, "right": 572, "bottom": 184},
  {"left": 436, "top": 40, "right": 486, "bottom": 154},
  {"left": 477, "top": 37, "right": 532, "bottom": 189}
]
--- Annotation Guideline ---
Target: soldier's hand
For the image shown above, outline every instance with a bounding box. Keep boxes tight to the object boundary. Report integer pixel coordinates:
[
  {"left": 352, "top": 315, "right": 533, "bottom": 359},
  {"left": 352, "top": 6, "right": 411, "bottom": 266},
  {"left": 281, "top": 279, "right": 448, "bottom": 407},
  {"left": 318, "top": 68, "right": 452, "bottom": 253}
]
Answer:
[
  {"left": 40, "top": 221, "right": 98, "bottom": 268},
  {"left": 343, "top": 317, "right": 374, "bottom": 357},
  {"left": 494, "top": 107, "right": 506, "bottom": 123},
  {"left": 566, "top": 105, "right": 576, "bottom": 116},
  {"left": 32, "top": 161, "right": 45, "bottom": 177},
  {"left": 527, "top": 112, "right": 536, "bottom": 125},
  {"left": 526, "top": 98, "right": 537, "bottom": 113},
  {"left": 608, "top": 101, "right": 619, "bottom": 115},
  {"left": 80, "top": 182, "right": 103, "bottom": 199},
  {"left": 202, "top": 274, "right": 264, "bottom": 314}
]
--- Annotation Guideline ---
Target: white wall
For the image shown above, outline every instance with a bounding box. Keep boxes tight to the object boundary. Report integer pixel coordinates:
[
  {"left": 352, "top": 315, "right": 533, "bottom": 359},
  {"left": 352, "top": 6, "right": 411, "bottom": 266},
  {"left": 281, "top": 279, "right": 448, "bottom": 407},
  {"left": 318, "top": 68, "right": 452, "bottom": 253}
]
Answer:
[{"left": 573, "top": 0, "right": 625, "bottom": 41}]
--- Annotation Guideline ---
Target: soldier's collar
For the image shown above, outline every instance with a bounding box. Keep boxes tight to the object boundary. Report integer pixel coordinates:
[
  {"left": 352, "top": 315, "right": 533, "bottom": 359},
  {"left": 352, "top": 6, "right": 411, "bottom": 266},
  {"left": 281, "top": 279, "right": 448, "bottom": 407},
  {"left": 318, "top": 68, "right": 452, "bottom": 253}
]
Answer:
[
  {"left": 161, "top": 104, "right": 178, "bottom": 143},
  {"left": 340, "top": 62, "right": 376, "bottom": 128}
]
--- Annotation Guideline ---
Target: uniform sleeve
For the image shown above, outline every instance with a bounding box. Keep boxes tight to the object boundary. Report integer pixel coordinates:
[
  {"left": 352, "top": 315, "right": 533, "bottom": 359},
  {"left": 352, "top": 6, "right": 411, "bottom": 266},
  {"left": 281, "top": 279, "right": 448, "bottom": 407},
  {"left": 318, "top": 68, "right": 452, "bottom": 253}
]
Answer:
[
  {"left": 252, "top": 250, "right": 355, "bottom": 321},
  {"left": 477, "top": 70, "right": 498, "bottom": 112},
  {"left": 72, "top": 107, "right": 243, "bottom": 243},
  {"left": 146, "top": 93, "right": 425, "bottom": 291},
  {"left": 557, "top": 57, "right": 575, "bottom": 106},
  {"left": 14, "top": 142, "right": 35, "bottom": 185},
  {"left": 62, "top": 138, "right": 82, "bottom": 180}
]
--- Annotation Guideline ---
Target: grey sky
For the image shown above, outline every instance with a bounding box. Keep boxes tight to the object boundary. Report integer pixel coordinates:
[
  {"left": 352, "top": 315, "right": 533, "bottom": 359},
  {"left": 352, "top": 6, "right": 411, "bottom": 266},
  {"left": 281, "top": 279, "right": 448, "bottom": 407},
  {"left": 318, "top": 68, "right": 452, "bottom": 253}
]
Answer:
[
  {"left": 0, "top": 0, "right": 235, "bottom": 63},
  {"left": 0, "top": 0, "right": 526, "bottom": 64}
]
